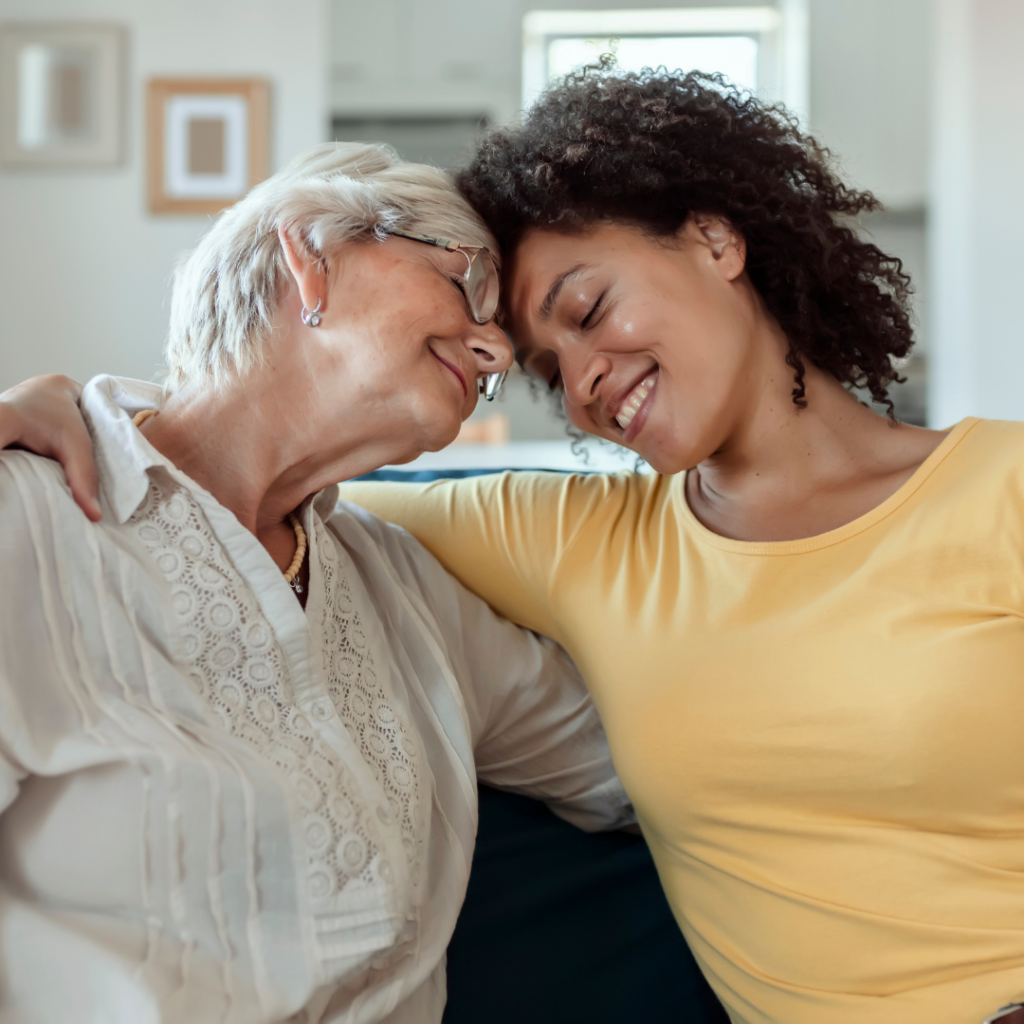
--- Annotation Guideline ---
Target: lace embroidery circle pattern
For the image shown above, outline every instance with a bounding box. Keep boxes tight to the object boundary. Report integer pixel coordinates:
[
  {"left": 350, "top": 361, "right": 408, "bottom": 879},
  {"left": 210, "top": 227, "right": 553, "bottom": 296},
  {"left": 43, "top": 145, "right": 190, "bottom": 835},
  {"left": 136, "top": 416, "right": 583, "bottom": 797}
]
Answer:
[
  {"left": 314, "top": 516, "right": 424, "bottom": 893},
  {"left": 129, "top": 476, "right": 416, "bottom": 967}
]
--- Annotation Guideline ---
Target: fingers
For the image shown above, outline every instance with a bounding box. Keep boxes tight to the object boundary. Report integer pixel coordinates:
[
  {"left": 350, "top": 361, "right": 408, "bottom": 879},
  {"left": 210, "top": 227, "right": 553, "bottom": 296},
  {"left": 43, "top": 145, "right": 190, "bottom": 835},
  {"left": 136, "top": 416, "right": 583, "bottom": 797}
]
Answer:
[
  {"left": 0, "top": 401, "right": 22, "bottom": 453},
  {"left": 0, "top": 375, "right": 101, "bottom": 521},
  {"left": 58, "top": 429, "right": 103, "bottom": 522}
]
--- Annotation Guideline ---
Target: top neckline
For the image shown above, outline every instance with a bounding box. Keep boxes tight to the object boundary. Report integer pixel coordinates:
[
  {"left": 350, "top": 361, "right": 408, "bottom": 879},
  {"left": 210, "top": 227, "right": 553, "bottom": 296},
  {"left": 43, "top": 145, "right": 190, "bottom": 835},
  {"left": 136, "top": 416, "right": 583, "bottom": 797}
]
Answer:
[{"left": 676, "top": 418, "right": 980, "bottom": 556}]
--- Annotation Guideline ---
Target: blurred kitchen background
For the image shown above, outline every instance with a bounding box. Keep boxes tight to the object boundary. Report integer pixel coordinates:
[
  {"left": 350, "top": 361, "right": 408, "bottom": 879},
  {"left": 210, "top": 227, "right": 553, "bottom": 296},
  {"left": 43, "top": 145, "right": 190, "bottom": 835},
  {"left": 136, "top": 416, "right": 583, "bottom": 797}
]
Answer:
[{"left": 0, "top": 0, "right": 1019, "bottom": 471}]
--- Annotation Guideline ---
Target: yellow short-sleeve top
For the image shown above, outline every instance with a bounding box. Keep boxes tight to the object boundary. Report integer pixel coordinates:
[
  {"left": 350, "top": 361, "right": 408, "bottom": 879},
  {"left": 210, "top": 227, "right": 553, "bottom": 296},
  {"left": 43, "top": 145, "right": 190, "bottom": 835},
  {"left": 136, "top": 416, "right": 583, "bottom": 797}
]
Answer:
[{"left": 339, "top": 417, "right": 1024, "bottom": 1024}]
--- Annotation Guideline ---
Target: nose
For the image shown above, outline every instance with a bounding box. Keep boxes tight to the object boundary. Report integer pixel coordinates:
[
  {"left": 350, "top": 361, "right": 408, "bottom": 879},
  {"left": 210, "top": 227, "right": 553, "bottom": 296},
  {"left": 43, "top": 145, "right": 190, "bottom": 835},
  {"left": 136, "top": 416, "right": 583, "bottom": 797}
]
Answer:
[
  {"left": 562, "top": 350, "right": 612, "bottom": 410},
  {"left": 465, "top": 321, "right": 514, "bottom": 378}
]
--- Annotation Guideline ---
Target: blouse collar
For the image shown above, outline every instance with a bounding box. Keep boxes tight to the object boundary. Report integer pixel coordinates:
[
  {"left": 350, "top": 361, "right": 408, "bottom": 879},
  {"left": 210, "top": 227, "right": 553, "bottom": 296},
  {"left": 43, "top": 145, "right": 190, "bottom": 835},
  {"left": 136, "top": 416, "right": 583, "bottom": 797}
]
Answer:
[
  {"left": 81, "top": 374, "right": 340, "bottom": 525},
  {"left": 81, "top": 375, "right": 167, "bottom": 524}
]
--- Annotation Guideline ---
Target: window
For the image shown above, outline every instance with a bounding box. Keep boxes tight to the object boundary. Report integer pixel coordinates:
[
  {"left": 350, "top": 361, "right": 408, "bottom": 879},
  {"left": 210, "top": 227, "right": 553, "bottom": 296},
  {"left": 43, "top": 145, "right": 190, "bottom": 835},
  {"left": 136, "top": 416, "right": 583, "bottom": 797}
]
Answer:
[
  {"left": 522, "top": 6, "right": 808, "bottom": 118},
  {"left": 545, "top": 34, "right": 759, "bottom": 93}
]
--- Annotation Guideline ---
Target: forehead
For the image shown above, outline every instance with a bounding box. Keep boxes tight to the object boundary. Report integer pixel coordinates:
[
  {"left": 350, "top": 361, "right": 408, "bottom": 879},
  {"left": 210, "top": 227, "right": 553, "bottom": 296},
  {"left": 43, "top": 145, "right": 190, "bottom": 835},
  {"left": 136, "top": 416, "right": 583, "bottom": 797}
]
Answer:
[
  {"left": 506, "top": 222, "right": 659, "bottom": 311},
  {"left": 336, "top": 234, "right": 461, "bottom": 289},
  {"left": 506, "top": 224, "right": 641, "bottom": 358},
  {"left": 505, "top": 228, "right": 590, "bottom": 348},
  {"left": 506, "top": 228, "right": 593, "bottom": 305}
]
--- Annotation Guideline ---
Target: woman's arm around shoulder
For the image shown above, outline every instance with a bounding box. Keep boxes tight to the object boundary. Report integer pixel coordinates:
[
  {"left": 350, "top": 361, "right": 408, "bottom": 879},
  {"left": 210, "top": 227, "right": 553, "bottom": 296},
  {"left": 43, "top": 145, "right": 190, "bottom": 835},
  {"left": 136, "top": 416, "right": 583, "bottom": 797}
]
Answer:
[
  {"left": 0, "top": 375, "right": 101, "bottom": 522},
  {"left": 337, "top": 470, "right": 614, "bottom": 638}
]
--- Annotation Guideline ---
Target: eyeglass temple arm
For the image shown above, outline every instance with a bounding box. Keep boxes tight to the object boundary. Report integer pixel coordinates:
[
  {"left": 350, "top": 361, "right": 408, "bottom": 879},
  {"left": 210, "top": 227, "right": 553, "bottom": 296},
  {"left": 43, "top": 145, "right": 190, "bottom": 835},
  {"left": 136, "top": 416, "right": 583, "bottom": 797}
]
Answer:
[
  {"left": 387, "top": 228, "right": 458, "bottom": 251},
  {"left": 388, "top": 229, "right": 491, "bottom": 260},
  {"left": 479, "top": 370, "right": 508, "bottom": 402},
  {"left": 983, "top": 1004, "right": 1024, "bottom": 1024}
]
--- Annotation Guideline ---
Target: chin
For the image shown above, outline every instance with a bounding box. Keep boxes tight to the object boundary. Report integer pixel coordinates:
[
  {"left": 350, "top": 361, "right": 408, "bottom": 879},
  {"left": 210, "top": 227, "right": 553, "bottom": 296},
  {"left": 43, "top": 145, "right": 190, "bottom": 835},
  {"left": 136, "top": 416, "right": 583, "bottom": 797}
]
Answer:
[
  {"left": 420, "top": 423, "right": 462, "bottom": 453},
  {"left": 634, "top": 437, "right": 708, "bottom": 476},
  {"left": 640, "top": 452, "right": 685, "bottom": 476},
  {"left": 639, "top": 411, "right": 730, "bottom": 475},
  {"left": 388, "top": 449, "right": 424, "bottom": 466}
]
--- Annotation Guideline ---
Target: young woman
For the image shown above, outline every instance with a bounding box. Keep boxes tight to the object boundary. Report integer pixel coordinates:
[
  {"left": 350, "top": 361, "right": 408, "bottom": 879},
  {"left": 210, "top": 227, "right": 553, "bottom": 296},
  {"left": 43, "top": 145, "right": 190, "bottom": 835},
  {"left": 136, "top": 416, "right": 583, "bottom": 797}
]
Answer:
[
  {"left": 325, "top": 70, "right": 1024, "bottom": 1024},
  {"left": 6, "top": 70, "right": 1024, "bottom": 1024}
]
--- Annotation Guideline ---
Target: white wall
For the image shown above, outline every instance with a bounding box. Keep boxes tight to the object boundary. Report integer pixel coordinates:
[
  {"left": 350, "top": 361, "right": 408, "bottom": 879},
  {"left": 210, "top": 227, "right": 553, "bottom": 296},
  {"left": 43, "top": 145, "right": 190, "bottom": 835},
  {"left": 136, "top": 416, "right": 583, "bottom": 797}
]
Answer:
[
  {"left": 929, "top": 0, "right": 1024, "bottom": 426},
  {"left": 0, "top": 0, "right": 326, "bottom": 390},
  {"left": 809, "top": 0, "right": 929, "bottom": 210},
  {"left": 808, "top": 0, "right": 930, "bottom": 426}
]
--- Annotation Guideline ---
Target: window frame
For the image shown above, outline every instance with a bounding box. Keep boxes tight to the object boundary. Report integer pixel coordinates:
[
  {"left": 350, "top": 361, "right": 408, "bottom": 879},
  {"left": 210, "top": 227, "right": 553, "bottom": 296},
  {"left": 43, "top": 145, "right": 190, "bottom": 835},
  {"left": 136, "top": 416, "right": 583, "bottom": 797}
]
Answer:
[{"left": 521, "top": 5, "right": 808, "bottom": 120}]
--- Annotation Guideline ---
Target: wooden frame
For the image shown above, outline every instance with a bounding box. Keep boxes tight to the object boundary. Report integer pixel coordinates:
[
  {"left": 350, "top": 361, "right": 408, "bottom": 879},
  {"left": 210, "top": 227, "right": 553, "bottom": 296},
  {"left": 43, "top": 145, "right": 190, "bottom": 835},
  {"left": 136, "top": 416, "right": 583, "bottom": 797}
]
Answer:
[
  {"left": 0, "top": 22, "right": 126, "bottom": 168},
  {"left": 147, "top": 77, "right": 269, "bottom": 215}
]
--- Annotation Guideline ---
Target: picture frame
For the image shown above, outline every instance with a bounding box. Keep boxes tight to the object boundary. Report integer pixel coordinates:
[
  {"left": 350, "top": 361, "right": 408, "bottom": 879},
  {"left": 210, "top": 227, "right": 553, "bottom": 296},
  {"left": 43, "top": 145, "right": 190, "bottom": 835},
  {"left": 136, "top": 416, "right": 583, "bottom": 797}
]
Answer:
[
  {"left": 0, "top": 22, "right": 126, "bottom": 168},
  {"left": 147, "top": 78, "right": 270, "bottom": 215}
]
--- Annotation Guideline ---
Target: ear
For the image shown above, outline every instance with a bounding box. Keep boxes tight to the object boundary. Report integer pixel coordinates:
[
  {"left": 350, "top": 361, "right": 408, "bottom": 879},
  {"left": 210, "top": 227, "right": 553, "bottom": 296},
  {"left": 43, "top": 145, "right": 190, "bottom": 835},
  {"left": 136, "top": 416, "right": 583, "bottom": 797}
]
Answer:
[
  {"left": 278, "top": 224, "right": 328, "bottom": 316},
  {"left": 687, "top": 212, "right": 747, "bottom": 282}
]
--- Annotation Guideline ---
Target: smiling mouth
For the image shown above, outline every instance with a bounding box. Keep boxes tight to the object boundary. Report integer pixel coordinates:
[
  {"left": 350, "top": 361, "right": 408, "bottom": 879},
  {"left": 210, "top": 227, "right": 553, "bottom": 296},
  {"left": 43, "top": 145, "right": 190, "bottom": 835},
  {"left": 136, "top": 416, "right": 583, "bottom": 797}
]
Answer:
[
  {"left": 614, "top": 372, "right": 658, "bottom": 431},
  {"left": 431, "top": 350, "right": 467, "bottom": 397}
]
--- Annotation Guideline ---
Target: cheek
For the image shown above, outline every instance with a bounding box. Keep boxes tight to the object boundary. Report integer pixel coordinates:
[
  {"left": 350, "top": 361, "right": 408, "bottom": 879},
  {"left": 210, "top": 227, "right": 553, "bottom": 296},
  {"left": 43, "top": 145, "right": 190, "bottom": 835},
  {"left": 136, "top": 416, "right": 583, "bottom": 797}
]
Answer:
[
  {"left": 662, "top": 298, "right": 750, "bottom": 396},
  {"left": 659, "top": 353, "right": 745, "bottom": 442},
  {"left": 338, "top": 322, "right": 431, "bottom": 398},
  {"left": 403, "top": 363, "right": 467, "bottom": 432},
  {"left": 646, "top": 346, "right": 751, "bottom": 470}
]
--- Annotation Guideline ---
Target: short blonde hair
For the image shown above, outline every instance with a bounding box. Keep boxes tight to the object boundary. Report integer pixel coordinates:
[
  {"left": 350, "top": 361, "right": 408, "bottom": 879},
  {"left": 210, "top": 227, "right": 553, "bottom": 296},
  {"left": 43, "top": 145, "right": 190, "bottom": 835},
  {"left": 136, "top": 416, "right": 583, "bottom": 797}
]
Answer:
[{"left": 165, "top": 142, "right": 497, "bottom": 390}]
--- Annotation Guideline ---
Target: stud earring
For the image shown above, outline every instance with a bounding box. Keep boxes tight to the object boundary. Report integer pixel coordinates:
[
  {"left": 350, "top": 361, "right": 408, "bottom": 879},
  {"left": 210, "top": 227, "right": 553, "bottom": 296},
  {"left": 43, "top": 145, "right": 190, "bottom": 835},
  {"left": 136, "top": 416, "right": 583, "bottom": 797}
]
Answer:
[{"left": 301, "top": 299, "right": 322, "bottom": 327}]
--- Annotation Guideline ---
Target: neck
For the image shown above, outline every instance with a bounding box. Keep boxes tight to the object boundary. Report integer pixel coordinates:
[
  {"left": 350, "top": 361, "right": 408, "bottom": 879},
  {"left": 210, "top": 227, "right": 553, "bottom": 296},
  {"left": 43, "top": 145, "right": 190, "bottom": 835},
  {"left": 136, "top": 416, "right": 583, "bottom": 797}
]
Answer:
[
  {"left": 687, "top": 320, "right": 942, "bottom": 541},
  {"left": 140, "top": 371, "right": 407, "bottom": 544},
  {"left": 697, "top": 359, "right": 885, "bottom": 504}
]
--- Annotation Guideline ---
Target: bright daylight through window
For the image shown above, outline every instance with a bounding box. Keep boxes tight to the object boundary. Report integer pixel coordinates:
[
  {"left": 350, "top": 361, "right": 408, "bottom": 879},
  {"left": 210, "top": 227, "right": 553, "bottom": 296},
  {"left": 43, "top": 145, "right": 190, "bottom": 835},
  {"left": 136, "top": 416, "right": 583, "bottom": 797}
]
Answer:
[
  {"left": 545, "top": 35, "right": 759, "bottom": 94},
  {"left": 522, "top": 6, "right": 808, "bottom": 119}
]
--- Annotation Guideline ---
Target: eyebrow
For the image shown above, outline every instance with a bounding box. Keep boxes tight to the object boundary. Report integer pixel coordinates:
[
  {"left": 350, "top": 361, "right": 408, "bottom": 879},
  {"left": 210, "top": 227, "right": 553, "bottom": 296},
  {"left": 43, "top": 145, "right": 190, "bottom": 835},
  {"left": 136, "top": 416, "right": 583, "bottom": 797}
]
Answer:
[{"left": 538, "top": 263, "right": 589, "bottom": 321}]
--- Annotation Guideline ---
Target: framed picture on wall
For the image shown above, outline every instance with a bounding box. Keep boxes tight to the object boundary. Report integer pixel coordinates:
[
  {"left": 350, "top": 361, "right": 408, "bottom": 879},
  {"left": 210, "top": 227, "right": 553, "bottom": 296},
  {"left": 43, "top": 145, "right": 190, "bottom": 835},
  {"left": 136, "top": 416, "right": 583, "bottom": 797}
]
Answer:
[
  {"left": 147, "top": 78, "right": 270, "bottom": 215},
  {"left": 0, "top": 22, "right": 126, "bottom": 168}
]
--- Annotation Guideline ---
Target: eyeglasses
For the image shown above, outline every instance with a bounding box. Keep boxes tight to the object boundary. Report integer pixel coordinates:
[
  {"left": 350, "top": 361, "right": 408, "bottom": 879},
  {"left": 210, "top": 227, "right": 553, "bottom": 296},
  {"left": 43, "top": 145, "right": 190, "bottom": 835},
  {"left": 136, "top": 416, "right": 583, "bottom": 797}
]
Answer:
[
  {"left": 385, "top": 228, "right": 508, "bottom": 402},
  {"left": 984, "top": 1006, "right": 1024, "bottom": 1024}
]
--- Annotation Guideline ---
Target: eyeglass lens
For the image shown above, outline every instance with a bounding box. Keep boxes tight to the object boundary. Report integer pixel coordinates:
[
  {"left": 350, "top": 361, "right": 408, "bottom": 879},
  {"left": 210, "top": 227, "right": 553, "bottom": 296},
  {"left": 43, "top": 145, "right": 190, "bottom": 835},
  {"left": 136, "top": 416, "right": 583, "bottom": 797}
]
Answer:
[{"left": 466, "top": 254, "right": 499, "bottom": 324}]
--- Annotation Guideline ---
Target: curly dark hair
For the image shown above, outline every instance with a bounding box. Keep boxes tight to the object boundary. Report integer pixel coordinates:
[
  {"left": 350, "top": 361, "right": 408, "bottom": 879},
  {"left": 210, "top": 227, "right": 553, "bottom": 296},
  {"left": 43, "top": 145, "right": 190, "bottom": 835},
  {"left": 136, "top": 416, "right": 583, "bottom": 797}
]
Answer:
[{"left": 458, "top": 63, "right": 913, "bottom": 414}]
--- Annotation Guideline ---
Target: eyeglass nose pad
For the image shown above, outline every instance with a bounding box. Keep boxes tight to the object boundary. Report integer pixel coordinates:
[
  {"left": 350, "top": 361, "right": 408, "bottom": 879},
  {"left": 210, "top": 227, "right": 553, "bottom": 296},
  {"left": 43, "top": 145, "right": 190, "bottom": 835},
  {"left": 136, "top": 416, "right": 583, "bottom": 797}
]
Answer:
[{"left": 479, "top": 370, "right": 508, "bottom": 402}]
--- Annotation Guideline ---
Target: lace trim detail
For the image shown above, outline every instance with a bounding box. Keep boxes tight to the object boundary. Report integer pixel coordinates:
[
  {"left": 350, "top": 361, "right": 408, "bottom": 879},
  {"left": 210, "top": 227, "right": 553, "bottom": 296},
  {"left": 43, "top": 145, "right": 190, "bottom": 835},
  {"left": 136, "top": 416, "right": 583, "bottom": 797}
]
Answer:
[
  {"left": 128, "top": 474, "right": 400, "bottom": 972},
  {"left": 315, "top": 516, "right": 425, "bottom": 894}
]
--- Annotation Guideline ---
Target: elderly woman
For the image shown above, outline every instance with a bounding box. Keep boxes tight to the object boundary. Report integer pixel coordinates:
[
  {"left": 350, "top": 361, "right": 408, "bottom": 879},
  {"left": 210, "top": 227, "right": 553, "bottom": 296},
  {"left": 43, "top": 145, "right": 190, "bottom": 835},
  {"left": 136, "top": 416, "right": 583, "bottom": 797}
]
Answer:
[{"left": 0, "top": 142, "right": 633, "bottom": 1024}]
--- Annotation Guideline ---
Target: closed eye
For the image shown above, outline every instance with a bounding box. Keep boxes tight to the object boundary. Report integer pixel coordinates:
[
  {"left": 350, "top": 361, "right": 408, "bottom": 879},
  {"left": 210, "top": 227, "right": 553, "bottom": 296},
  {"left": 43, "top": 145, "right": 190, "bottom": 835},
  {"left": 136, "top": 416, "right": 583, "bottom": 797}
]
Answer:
[
  {"left": 449, "top": 275, "right": 475, "bottom": 317},
  {"left": 581, "top": 291, "right": 605, "bottom": 330}
]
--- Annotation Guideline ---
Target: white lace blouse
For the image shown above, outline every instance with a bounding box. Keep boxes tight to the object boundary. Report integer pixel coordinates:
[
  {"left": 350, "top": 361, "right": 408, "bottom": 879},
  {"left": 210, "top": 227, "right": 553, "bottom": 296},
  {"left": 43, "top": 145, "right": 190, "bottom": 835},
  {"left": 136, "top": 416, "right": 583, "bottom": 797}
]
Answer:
[{"left": 0, "top": 376, "right": 632, "bottom": 1024}]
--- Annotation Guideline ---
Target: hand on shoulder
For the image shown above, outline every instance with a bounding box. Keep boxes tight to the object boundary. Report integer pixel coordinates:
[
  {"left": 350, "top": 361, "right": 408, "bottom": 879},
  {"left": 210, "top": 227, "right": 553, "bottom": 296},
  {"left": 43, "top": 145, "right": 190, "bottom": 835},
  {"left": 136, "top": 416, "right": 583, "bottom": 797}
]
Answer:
[{"left": 0, "top": 375, "right": 100, "bottom": 521}]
